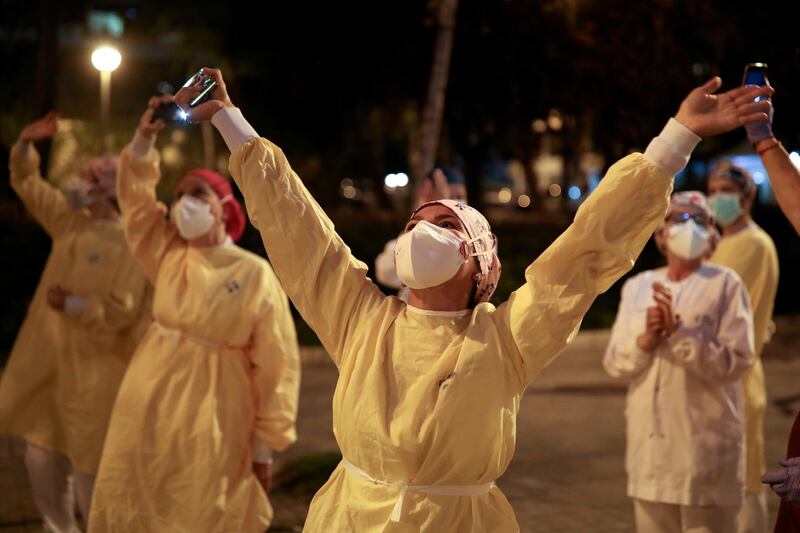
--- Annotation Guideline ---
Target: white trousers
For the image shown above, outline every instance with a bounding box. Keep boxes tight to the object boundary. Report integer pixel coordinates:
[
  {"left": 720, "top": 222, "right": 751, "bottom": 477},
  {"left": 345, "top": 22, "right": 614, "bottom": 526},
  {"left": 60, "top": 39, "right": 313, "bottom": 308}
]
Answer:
[
  {"left": 24, "top": 443, "right": 94, "bottom": 533},
  {"left": 634, "top": 499, "right": 739, "bottom": 533},
  {"left": 737, "top": 491, "right": 768, "bottom": 533}
]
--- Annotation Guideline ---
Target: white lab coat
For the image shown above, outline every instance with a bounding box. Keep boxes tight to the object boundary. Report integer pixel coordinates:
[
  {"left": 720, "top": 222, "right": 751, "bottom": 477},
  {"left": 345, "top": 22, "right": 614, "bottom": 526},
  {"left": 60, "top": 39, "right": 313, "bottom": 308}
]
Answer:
[{"left": 604, "top": 264, "right": 755, "bottom": 507}]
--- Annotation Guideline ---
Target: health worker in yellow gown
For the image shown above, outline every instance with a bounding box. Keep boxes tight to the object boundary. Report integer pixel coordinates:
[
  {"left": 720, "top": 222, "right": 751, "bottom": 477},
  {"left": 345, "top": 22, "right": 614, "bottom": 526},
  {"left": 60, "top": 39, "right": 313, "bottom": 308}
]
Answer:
[
  {"left": 183, "top": 71, "right": 771, "bottom": 532},
  {"left": 705, "top": 162, "right": 779, "bottom": 533},
  {"left": 0, "top": 112, "right": 152, "bottom": 533},
  {"left": 88, "top": 96, "right": 301, "bottom": 533}
]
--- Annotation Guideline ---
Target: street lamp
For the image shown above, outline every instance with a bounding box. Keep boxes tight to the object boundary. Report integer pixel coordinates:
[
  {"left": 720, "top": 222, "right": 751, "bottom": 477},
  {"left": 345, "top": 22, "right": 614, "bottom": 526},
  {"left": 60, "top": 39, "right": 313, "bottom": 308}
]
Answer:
[{"left": 91, "top": 45, "right": 121, "bottom": 126}]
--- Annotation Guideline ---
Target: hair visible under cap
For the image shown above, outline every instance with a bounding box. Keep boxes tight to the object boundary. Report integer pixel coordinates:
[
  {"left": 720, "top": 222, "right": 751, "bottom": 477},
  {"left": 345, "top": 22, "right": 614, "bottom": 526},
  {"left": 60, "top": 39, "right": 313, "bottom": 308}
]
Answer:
[
  {"left": 709, "top": 161, "right": 754, "bottom": 193},
  {"left": 184, "top": 169, "right": 246, "bottom": 242}
]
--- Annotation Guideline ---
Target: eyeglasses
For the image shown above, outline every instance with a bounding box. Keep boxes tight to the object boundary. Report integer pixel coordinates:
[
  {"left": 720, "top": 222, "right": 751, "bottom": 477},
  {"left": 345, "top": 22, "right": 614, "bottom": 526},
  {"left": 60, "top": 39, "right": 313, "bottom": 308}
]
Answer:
[{"left": 666, "top": 212, "right": 709, "bottom": 226}]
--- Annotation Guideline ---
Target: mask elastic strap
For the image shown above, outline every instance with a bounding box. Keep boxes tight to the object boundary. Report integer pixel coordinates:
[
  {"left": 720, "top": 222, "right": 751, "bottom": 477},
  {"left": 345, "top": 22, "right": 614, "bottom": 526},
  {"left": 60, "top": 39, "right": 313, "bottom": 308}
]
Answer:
[
  {"left": 463, "top": 232, "right": 494, "bottom": 258},
  {"left": 219, "top": 194, "right": 233, "bottom": 205}
]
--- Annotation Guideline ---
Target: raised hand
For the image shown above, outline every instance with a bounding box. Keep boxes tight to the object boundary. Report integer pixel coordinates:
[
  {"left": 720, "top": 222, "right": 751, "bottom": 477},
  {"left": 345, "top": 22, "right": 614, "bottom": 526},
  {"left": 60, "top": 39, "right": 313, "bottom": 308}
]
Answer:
[
  {"left": 415, "top": 169, "right": 451, "bottom": 208},
  {"left": 174, "top": 67, "right": 233, "bottom": 123},
  {"left": 138, "top": 95, "right": 175, "bottom": 139},
  {"left": 745, "top": 83, "right": 775, "bottom": 144},
  {"left": 19, "top": 112, "right": 58, "bottom": 144},
  {"left": 675, "top": 77, "right": 772, "bottom": 138}
]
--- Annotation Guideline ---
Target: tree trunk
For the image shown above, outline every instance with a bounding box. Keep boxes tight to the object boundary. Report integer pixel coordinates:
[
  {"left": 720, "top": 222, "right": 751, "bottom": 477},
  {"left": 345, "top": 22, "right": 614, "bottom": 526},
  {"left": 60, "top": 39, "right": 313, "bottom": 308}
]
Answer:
[
  {"left": 34, "top": 0, "right": 59, "bottom": 116},
  {"left": 34, "top": 0, "right": 59, "bottom": 174},
  {"left": 411, "top": 0, "right": 459, "bottom": 196}
]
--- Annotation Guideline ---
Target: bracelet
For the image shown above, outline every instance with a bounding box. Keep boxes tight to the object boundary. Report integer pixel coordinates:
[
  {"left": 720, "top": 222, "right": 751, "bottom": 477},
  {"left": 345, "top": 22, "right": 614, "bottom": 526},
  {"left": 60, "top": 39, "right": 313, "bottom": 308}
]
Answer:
[{"left": 756, "top": 138, "right": 781, "bottom": 156}]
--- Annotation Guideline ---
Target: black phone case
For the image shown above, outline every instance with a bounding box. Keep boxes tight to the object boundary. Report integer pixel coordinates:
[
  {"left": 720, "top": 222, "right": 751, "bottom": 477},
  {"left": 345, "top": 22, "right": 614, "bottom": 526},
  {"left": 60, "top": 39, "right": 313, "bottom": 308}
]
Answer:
[{"left": 150, "top": 102, "right": 184, "bottom": 124}]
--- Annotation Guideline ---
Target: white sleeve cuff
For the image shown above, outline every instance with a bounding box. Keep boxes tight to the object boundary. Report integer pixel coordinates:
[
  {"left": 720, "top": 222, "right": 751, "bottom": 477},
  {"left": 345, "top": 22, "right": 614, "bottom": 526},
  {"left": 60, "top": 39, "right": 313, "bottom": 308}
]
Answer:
[
  {"left": 64, "top": 296, "right": 87, "bottom": 316},
  {"left": 643, "top": 118, "right": 702, "bottom": 176},
  {"left": 211, "top": 107, "right": 259, "bottom": 153},
  {"left": 130, "top": 131, "right": 156, "bottom": 160},
  {"left": 251, "top": 436, "right": 273, "bottom": 464}
]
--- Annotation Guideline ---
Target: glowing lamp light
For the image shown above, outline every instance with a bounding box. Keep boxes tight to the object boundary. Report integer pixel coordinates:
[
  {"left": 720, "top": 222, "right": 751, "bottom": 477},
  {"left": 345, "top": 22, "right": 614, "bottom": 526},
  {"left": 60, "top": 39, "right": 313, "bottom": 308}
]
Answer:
[{"left": 91, "top": 45, "right": 121, "bottom": 72}]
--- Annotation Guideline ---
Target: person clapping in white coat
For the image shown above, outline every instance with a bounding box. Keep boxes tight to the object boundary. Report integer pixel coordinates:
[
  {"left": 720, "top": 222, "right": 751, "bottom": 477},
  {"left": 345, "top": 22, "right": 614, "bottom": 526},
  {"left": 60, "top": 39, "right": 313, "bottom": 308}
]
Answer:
[{"left": 604, "top": 191, "right": 756, "bottom": 533}]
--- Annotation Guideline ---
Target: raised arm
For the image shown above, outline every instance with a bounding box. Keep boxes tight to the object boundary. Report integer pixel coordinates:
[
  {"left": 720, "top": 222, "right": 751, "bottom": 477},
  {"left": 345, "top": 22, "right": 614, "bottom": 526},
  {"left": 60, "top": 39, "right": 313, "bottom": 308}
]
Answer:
[
  {"left": 177, "top": 68, "right": 386, "bottom": 366},
  {"left": 496, "top": 78, "right": 772, "bottom": 387},
  {"left": 116, "top": 97, "right": 183, "bottom": 282},
  {"left": 745, "top": 95, "right": 800, "bottom": 234},
  {"left": 10, "top": 113, "right": 81, "bottom": 237},
  {"left": 760, "top": 142, "right": 800, "bottom": 234}
]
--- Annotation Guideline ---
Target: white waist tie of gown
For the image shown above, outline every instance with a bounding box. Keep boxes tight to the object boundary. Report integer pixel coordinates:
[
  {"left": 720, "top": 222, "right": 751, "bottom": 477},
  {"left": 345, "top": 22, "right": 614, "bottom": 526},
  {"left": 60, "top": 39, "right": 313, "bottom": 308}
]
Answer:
[
  {"left": 153, "top": 321, "right": 239, "bottom": 350},
  {"left": 342, "top": 459, "right": 495, "bottom": 522}
]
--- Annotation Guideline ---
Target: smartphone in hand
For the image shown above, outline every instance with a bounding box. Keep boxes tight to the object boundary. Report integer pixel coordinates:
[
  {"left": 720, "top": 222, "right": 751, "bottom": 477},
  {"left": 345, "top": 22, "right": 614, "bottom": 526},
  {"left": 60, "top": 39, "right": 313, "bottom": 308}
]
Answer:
[
  {"left": 150, "top": 102, "right": 187, "bottom": 124},
  {"left": 182, "top": 69, "right": 218, "bottom": 107},
  {"left": 742, "top": 63, "right": 768, "bottom": 102}
]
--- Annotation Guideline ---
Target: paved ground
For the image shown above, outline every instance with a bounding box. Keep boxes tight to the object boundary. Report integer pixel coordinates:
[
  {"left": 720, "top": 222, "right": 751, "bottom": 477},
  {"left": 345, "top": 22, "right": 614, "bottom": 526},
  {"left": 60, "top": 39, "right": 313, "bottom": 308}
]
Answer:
[{"left": 2, "top": 317, "right": 798, "bottom": 532}]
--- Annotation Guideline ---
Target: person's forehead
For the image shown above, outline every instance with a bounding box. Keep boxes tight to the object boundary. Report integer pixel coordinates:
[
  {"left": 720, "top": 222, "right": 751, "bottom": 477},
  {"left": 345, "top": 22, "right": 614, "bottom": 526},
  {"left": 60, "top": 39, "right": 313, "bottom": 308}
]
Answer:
[
  {"left": 177, "top": 174, "right": 211, "bottom": 190},
  {"left": 413, "top": 203, "right": 460, "bottom": 220},
  {"left": 708, "top": 176, "right": 741, "bottom": 189}
]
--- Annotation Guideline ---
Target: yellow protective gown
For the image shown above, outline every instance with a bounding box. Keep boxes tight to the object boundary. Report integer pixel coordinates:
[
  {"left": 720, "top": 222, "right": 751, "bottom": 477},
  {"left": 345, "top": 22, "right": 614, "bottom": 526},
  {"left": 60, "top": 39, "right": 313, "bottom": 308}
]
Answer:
[
  {"left": 0, "top": 143, "right": 151, "bottom": 476},
  {"left": 88, "top": 143, "right": 301, "bottom": 533},
  {"left": 228, "top": 135, "right": 674, "bottom": 531},
  {"left": 709, "top": 222, "right": 779, "bottom": 492}
]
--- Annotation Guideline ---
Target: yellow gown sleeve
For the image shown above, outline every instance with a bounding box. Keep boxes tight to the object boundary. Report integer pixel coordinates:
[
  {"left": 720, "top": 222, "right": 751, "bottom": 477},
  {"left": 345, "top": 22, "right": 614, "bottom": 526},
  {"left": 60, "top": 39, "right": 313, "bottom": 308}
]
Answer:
[
  {"left": 228, "top": 137, "right": 386, "bottom": 366},
  {"left": 117, "top": 142, "right": 182, "bottom": 282},
  {"left": 602, "top": 277, "right": 656, "bottom": 381},
  {"left": 495, "top": 153, "right": 673, "bottom": 387},
  {"left": 249, "top": 268, "right": 301, "bottom": 452},
  {"left": 9, "top": 142, "right": 82, "bottom": 237},
  {"left": 70, "top": 256, "right": 151, "bottom": 333}
]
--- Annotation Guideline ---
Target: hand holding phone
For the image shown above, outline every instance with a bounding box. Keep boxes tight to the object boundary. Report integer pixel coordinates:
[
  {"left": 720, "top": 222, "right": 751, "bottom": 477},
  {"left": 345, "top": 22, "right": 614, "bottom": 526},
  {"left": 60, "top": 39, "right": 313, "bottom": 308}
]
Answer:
[
  {"left": 150, "top": 102, "right": 187, "bottom": 124},
  {"left": 148, "top": 70, "right": 216, "bottom": 124},
  {"left": 139, "top": 95, "right": 177, "bottom": 138},
  {"left": 181, "top": 69, "right": 218, "bottom": 107},
  {"left": 742, "top": 63, "right": 775, "bottom": 144},
  {"left": 173, "top": 67, "right": 233, "bottom": 123},
  {"left": 742, "top": 63, "right": 769, "bottom": 102}
]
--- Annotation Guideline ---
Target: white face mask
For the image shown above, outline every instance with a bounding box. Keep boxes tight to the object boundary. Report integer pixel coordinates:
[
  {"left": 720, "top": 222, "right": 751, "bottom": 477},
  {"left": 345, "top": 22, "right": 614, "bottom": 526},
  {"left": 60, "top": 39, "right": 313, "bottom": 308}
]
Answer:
[
  {"left": 666, "top": 219, "right": 710, "bottom": 260},
  {"left": 394, "top": 220, "right": 490, "bottom": 290},
  {"left": 170, "top": 195, "right": 215, "bottom": 240}
]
